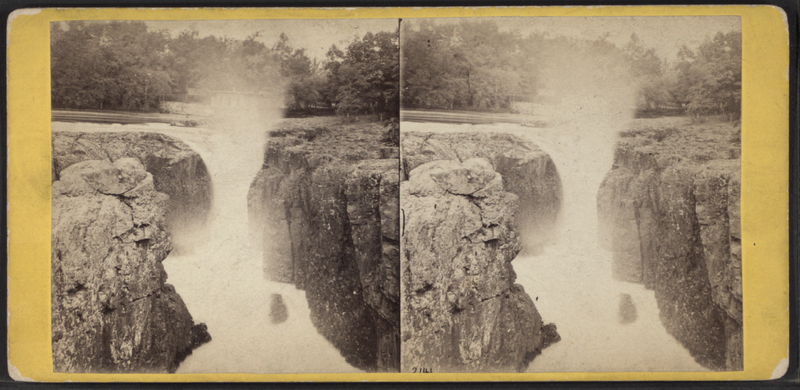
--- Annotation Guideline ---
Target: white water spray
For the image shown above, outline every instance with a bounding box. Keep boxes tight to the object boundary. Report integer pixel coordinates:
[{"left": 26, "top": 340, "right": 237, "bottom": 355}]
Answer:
[
  {"left": 160, "top": 100, "right": 360, "bottom": 374},
  {"left": 517, "top": 54, "right": 705, "bottom": 372}
]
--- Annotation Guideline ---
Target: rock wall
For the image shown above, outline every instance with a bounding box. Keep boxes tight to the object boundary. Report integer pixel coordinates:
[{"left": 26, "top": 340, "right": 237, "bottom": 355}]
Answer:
[
  {"left": 247, "top": 122, "right": 400, "bottom": 372},
  {"left": 401, "top": 158, "right": 558, "bottom": 372},
  {"left": 52, "top": 132, "right": 213, "bottom": 253},
  {"left": 597, "top": 124, "right": 742, "bottom": 371},
  {"left": 52, "top": 158, "right": 210, "bottom": 373},
  {"left": 402, "top": 132, "right": 561, "bottom": 253}
]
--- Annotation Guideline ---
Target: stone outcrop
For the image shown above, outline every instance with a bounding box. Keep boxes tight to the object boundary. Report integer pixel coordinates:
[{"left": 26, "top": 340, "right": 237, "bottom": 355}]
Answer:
[
  {"left": 51, "top": 158, "right": 210, "bottom": 373},
  {"left": 597, "top": 122, "right": 742, "bottom": 370},
  {"left": 269, "top": 294, "right": 288, "bottom": 324},
  {"left": 402, "top": 132, "right": 561, "bottom": 253},
  {"left": 618, "top": 293, "right": 637, "bottom": 324},
  {"left": 52, "top": 132, "right": 213, "bottom": 253},
  {"left": 401, "top": 158, "right": 558, "bottom": 373},
  {"left": 247, "top": 122, "right": 400, "bottom": 372}
]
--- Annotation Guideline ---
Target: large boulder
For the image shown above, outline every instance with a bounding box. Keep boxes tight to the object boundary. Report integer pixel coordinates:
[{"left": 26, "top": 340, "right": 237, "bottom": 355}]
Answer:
[
  {"left": 596, "top": 122, "right": 742, "bottom": 370},
  {"left": 51, "top": 158, "right": 209, "bottom": 373},
  {"left": 401, "top": 158, "right": 558, "bottom": 373},
  {"left": 402, "top": 132, "right": 561, "bottom": 253},
  {"left": 247, "top": 121, "right": 400, "bottom": 372},
  {"left": 52, "top": 132, "right": 213, "bottom": 253}
]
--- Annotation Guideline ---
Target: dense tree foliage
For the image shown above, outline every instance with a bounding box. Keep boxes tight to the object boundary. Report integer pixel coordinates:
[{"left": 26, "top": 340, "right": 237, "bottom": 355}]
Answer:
[
  {"left": 401, "top": 20, "right": 639, "bottom": 112},
  {"left": 624, "top": 33, "right": 672, "bottom": 111},
  {"left": 672, "top": 31, "right": 742, "bottom": 118},
  {"left": 401, "top": 20, "right": 741, "bottom": 119},
  {"left": 50, "top": 21, "right": 399, "bottom": 118},
  {"left": 51, "top": 21, "right": 174, "bottom": 111},
  {"left": 325, "top": 31, "right": 400, "bottom": 119},
  {"left": 401, "top": 20, "right": 529, "bottom": 111},
  {"left": 52, "top": 20, "right": 738, "bottom": 120}
]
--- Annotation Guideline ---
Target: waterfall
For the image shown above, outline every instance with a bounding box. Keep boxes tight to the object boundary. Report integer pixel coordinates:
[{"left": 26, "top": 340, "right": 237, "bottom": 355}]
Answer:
[
  {"left": 160, "top": 103, "right": 361, "bottom": 373},
  {"left": 51, "top": 103, "right": 360, "bottom": 373},
  {"left": 512, "top": 84, "right": 706, "bottom": 372}
]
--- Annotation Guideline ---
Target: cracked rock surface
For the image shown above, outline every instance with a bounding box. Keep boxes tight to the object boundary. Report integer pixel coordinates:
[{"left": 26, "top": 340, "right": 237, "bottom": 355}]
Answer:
[
  {"left": 402, "top": 132, "right": 561, "bottom": 253},
  {"left": 52, "top": 158, "right": 209, "bottom": 373},
  {"left": 401, "top": 158, "right": 558, "bottom": 373},
  {"left": 52, "top": 132, "right": 213, "bottom": 254}
]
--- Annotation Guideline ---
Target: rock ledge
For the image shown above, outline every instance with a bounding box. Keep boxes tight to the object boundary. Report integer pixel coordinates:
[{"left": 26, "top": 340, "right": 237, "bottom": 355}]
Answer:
[
  {"left": 52, "top": 158, "right": 209, "bottom": 373},
  {"left": 401, "top": 158, "right": 558, "bottom": 373}
]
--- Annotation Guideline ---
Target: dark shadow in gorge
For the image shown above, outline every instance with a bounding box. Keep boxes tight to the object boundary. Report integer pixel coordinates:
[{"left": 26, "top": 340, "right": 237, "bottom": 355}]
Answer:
[
  {"left": 247, "top": 119, "right": 401, "bottom": 372},
  {"left": 596, "top": 120, "right": 743, "bottom": 371}
]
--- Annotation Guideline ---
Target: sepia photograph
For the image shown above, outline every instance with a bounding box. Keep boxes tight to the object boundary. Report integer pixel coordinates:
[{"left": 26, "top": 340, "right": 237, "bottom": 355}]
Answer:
[
  {"left": 399, "top": 16, "right": 742, "bottom": 373},
  {"left": 49, "top": 18, "right": 400, "bottom": 374},
  {"left": 4, "top": 4, "right": 790, "bottom": 382}
]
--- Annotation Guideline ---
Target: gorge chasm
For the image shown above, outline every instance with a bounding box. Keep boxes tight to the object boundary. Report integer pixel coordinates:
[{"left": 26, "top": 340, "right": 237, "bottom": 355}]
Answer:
[
  {"left": 597, "top": 122, "right": 742, "bottom": 371},
  {"left": 52, "top": 120, "right": 741, "bottom": 373},
  {"left": 247, "top": 121, "right": 401, "bottom": 372}
]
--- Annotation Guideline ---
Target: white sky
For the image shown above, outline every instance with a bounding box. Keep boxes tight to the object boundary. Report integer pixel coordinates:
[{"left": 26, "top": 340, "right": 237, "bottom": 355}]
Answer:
[
  {"left": 144, "top": 19, "right": 398, "bottom": 61},
  {"left": 403, "top": 16, "right": 741, "bottom": 62},
  {"left": 74, "top": 16, "right": 739, "bottom": 64}
]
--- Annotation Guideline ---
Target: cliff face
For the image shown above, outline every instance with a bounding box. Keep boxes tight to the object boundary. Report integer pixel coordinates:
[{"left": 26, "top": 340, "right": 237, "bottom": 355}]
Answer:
[
  {"left": 247, "top": 121, "right": 400, "bottom": 372},
  {"left": 401, "top": 158, "right": 558, "bottom": 372},
  {"left": 596, "top": 121, "right": 742, "bottom": 370},
  {"left": 402, "top": 132, "right": 561, "bottom": 253},
  {"left": 52, "top": 132, "right": 213, "bottom": 253},
  {"left": 52, "top": 158, "right": 210, "bottom": 373}
]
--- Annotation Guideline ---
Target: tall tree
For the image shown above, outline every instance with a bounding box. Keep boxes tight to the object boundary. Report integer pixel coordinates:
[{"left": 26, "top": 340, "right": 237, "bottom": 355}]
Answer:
[
  {"left": 673, "top": 31, "right": 742, "bottom": 118},
  {"left": 327, "top": 29, "right": 399, "bottom": 118},
  {"left": 401, "top": 20, "right": 528, "bottom": 112},
  {"left": 624, "top": 33, "right": 672, "bottom": 111},
  {"left": 51, "top": 21, "right": 173, "bottom": 111}
]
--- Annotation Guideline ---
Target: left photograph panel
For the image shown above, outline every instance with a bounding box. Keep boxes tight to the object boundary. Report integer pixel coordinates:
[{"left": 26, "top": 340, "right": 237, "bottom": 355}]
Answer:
[{"left": 49, "top": 19, "right": 401, "bottom": 374}]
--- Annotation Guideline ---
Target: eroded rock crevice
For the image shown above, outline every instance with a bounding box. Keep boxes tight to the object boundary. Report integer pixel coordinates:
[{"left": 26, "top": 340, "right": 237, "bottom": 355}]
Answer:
[
  {"left": 52, "top": 157, "right": 210, "bottom": 373},
  {"left": 247, "top": 122, "right": 400, "bottom": 372},
  {"left": 401, "top": 158, "right": 559, "bottom": 373},
  {"left": 597, "top": 125, "right": 742, "bottom": 370}
]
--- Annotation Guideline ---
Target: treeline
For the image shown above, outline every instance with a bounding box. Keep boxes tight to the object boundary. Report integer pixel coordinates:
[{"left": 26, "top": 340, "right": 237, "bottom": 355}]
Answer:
[
  {"left": 50, "top": 21, "right": 399, "bottom": 118},
  {"left": 401, "top": 20, "right": 741, "bottom": 118}
]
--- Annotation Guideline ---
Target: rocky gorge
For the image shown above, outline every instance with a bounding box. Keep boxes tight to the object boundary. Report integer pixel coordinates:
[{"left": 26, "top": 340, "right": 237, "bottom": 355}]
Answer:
[
  {"left": 596, "top": 120, "right": 743, "bottom": 370},
  {"left": 401, "top": 158, "right": 559, "bottom": 372},
  {"left": 400, "top": 132, "right": 562, "bottom": 372},
  {"left": 49, "top": 118, "right": 739, "bottom": 374},
  {"left": 51, "top": 154, "right": 211, "bottom": 373},
  {"left": 247, "top": 120, "right": 401, "bottom": 372}
]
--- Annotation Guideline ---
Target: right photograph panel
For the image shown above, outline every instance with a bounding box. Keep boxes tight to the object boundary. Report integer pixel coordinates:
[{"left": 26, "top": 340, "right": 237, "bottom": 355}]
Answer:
[{"left": 399, "top": 16, "right": 742, "bottom": 373}]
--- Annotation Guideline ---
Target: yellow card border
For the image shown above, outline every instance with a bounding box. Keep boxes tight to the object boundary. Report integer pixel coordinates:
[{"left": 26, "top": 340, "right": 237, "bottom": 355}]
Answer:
[{"left": 7, "top": 5, "right": 790, "bottom": 382}]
